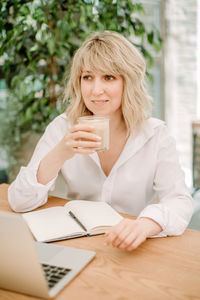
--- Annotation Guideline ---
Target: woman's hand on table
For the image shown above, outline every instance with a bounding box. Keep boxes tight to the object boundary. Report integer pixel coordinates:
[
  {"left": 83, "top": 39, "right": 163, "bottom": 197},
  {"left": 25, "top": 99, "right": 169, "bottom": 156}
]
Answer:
[{"left": 105, "top": 217, "right": 162, "bottom": 251}]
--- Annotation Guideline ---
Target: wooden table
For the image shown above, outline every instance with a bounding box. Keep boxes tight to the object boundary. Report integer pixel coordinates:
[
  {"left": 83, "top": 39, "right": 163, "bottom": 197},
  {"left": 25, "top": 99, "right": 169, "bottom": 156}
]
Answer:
[{"left": 0, "top": 183, "right": 200, "bottom": 300}]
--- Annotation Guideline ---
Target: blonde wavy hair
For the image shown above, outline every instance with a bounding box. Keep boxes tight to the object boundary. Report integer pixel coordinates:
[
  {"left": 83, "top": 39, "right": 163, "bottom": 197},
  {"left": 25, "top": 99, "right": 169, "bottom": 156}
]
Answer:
[{"left": 64, "top": 31, "right": 152, "bottom": 134}]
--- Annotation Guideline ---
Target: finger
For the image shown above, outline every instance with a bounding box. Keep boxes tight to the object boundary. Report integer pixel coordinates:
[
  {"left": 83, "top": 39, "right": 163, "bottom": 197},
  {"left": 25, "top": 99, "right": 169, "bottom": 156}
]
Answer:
[
  {"left": 119, "top": 229, "right": 147, "bottom": 250},
  {"left": 105, "top": 218, "right": 132, "bottom": 238},
  {"left": 119, "top": 227, "right": 141, "bottom": 249},
  {"left": 70, "top": 124, "right": 95, "bottom": 133},
  {"left": 118, "top": 231, "right": 139, "bottom": 250},
  {"left": 110, "top": 220, "right": 134, "bottom": 247},
  {"left": 72, "top": 140, "right": 101, "bottom": 149},
  {"left": 70, "top": 131, "right": 101, "bottom": 142},
  {"left": 105, "top": 220, "right": 127, "bottom": 245},
  {"left": 112, "top": 228, "right": 132, "bottom": 247},
  {"left": 105, "top": 229, "right": 122, "bottom": 246},
  {"left": 126, "top": 234, "right": 146, "bottom": 251},
  {"left": 73, "top": 148, "right": 96, "bottom": 155},
  {"left": 105, "top": 218, "right": 136, "bottom": 243}
]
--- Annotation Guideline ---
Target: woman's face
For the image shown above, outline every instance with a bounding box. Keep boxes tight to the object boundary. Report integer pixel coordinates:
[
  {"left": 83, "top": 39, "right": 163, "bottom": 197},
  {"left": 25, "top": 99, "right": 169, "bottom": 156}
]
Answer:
[{"left": 80, "top": 70, "right": 124, "bottom": 118}]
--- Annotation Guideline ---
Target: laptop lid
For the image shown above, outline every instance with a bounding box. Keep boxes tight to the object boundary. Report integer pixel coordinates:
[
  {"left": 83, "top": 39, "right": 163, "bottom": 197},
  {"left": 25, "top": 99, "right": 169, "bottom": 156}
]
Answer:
[{"left": 0, "top": 211, "right": 95, "bottom": 298}]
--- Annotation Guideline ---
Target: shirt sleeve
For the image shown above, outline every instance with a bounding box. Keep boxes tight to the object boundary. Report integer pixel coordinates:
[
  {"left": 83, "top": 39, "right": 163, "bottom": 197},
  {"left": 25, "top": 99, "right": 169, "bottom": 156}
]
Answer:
[
  {"left": 138, "top": 125, "right": 194, "bottom": 237},
  {"left": 8, "top": 116, "right": 67, "bottom": 212}
]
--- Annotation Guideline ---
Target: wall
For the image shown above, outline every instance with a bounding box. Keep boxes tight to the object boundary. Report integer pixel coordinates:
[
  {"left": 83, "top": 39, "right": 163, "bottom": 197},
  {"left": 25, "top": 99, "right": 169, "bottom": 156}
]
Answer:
[{"left": 164, "top": 0, "right": 198, "bottom": 178}]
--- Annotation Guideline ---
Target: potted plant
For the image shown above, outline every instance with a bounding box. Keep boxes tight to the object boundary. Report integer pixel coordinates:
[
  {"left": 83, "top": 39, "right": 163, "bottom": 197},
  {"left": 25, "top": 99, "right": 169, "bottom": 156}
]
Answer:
[{"left": 0, "top": 0, "right": 162, "bottom": 181}]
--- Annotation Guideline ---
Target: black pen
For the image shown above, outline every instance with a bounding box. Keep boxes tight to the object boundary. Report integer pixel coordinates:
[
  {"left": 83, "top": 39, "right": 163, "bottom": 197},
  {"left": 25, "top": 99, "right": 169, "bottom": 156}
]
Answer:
[{"left": 69, "top": 210, "right": 87, "bottom": 232}]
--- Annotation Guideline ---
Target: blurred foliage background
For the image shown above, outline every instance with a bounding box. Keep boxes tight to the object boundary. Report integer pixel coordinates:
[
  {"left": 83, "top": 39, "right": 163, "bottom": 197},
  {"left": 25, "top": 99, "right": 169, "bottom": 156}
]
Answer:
[{"left": 0, "top": 0, "right": 162, "bottom": 181}]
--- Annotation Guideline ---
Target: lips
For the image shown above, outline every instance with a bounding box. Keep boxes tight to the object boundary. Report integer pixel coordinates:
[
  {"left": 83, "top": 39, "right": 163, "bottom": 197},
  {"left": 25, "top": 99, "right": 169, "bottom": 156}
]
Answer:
[{"left": 91, "top": 100, "right": 109, "bottom": 103}]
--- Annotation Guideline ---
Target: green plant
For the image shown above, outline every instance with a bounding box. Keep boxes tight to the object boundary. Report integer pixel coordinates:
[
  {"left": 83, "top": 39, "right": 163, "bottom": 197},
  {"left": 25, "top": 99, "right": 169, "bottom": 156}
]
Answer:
[{"left": 0, "top": 0, "right": 162, "bottom": 180}]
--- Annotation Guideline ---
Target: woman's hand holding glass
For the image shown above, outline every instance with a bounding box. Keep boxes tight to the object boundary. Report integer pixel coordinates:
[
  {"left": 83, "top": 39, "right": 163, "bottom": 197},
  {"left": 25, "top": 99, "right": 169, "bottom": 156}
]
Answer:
[
  {"left": 37, "top": 124, "right": 101, "bottom": 185},
  {"left": 58, "top": 123, "right": 102, "bottom": 160}
]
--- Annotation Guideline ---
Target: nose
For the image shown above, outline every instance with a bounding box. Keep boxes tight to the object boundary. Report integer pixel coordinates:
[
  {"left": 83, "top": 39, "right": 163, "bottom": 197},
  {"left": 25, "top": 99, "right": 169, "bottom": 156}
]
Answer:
[{"left": 92, "top": 78, "right": 104, "bottom": 96}]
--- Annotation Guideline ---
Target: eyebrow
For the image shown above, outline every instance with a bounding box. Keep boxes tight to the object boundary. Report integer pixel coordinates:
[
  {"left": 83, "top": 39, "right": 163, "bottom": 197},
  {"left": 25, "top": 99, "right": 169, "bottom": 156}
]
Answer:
[{"left": 81, "top": 70, "right": 92, "bottom": 73}]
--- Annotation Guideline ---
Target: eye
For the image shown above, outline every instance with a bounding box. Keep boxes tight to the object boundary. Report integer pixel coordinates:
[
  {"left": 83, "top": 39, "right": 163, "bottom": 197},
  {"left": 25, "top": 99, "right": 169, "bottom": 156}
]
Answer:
[
  {"left": 82, "top": 75, "right": 92, "bottom": 80},
  {"left": 104, "top": 75, "right": 115, "bottom": 81}
]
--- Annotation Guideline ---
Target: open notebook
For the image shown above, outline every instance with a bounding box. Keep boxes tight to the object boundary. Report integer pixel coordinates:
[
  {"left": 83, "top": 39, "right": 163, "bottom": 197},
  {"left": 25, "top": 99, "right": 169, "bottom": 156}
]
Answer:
[{"left": 22, "top": 200, "right": 123, "bottom": 242}]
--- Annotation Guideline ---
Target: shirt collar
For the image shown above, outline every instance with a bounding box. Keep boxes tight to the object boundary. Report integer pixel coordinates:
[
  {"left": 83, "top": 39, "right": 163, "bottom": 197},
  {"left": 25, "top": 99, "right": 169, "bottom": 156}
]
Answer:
[{"left": 89, "top": 118, "right": 165, "bottom": 175}]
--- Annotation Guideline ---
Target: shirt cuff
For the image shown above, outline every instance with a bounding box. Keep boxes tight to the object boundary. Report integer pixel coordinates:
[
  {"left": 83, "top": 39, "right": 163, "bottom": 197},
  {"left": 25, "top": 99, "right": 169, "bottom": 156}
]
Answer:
[
  {"left": 138, "top": 203, "right": 188, "bottom": 237},
  {"left": 9, "top": 166, "right": 58, "bottom": 212}
]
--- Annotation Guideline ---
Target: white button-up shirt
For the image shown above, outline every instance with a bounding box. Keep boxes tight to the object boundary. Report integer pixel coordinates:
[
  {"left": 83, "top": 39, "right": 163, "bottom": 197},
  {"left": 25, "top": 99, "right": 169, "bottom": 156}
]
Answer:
[{"left": 8, "top": 113, "right": 194, "bottom": 237}]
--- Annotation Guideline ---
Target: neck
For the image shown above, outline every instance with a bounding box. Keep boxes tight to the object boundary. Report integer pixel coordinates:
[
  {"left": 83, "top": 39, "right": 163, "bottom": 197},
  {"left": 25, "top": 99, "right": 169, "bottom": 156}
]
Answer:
[{"left": 109, "top": 112, "right": 126, "bottom": 134}]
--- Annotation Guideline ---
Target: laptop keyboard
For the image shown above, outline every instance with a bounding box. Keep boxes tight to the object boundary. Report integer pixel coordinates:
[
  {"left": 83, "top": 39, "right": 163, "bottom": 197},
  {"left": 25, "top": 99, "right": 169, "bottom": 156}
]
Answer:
[{"left": 42, "top": 263, "right": 71, "bottom": 289}]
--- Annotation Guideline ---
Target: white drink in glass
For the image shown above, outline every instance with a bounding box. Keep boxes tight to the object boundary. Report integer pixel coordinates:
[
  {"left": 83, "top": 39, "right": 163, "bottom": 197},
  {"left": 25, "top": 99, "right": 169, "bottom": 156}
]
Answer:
[{"left": 78, "top": 116, "right": 110, "bottom": 151}]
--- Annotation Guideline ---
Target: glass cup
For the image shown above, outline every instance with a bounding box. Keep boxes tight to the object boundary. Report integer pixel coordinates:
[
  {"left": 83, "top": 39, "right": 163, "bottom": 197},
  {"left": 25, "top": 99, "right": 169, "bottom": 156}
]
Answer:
[{"left": 77, "top": 116, "right": 110, "bottom": 151}]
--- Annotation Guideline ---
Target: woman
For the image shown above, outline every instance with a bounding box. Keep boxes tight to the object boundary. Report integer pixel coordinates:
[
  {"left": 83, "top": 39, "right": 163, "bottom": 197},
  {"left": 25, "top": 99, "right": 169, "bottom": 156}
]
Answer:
[{"left": 8, "top": 31, "right": 194, "bottom": 251}]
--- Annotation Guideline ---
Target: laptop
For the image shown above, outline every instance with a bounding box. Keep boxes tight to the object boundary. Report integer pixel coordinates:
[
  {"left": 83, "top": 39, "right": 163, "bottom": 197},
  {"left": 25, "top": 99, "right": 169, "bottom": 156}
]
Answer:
[{"left": 0, "top": 211, "right": 96, "bottom": 298}]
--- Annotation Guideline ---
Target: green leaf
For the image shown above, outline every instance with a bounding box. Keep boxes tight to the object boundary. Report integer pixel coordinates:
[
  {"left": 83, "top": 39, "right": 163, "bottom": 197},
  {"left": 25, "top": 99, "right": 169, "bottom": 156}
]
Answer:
[
  {"left": 147, "top": 32, "right": 154, "bottom": 44},
  {"left": 0, "top": 0, "right": 162, "bottom": 176},
  {"left": 47, "top": 39, "right": 55, "bottom": 55}
]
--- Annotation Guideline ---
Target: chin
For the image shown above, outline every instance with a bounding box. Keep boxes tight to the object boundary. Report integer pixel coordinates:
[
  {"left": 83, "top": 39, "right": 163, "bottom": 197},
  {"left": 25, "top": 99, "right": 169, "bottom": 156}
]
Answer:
[
  {"left": 86, "top": 106, "right": 111, "bottom": 117},
  {"left": 88, "top": 110, "right": 107, "bottom": 116}
]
